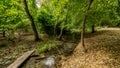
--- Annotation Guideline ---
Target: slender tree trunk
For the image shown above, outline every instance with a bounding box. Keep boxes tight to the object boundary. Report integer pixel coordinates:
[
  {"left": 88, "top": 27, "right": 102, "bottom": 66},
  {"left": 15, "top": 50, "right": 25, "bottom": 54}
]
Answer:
[
  {"left": 23, "top": 0, "right": 40, "bottom": 41},
  {"left": 91, "top": 24, "right": 95, "bottom": 33},
  {"left": 118, "top": 0, "right": 120, "bottom": 7},
  {"left": 118, "top": 0, "right": 120, "bottom": 16},
  {"left": 57, "top": 2, "right": 70, "bottom": 40},
  {"left": 3, "top": 31, "right": 5, "bottom": 37},
  {"left": 117, "top": 23, "right": 120, "bottom": 26},
  {"left": 81, "top": 0, "right": 94, "bottom": 52},
  {"left": 54, "top": 19, "right": 58, "bottom": 36},
  {"left": 81, "top": 15, "right": 87, "bottom": 52},
  {"left": 54, "top": 24, "right": 57, "bottom": 35},
  {"left": 58, "top": 27, "right": 63, "bottom": 40}
]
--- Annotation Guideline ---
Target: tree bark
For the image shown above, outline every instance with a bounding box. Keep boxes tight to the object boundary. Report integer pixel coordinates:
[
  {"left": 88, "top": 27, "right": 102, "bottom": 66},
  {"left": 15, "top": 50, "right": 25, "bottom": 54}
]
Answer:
[
  {"left": 80, "top": 0, "right": 94, "bottom": 52},
  {"left": 81, "top": 15, "right": 87, "bottom": 52},
  {"left": 23, "top": 0, "right": 40, "bottom": 41},
  {"left": 118, "top": 0, "right": 120, "bottom": 6},
  {"left": 3, "top": 31, "right": 5, "bottom": 37},
  {"left": 118, "top": 0, "right": 120, "bottom": 16},
  {"left": 57, "top": 2, "right": 70, "bottom": 40},
  {"left": 58, "top": 27, "right": 63, "bottom": 40},
  {"left": 91, "top": 24, "right": 95, "bottom": 33}
]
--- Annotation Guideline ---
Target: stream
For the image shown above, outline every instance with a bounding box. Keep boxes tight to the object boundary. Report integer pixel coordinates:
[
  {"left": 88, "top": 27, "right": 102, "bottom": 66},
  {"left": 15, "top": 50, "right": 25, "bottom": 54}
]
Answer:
[{"left": 20, "top": 42, "right": 77, "bottom": 68}]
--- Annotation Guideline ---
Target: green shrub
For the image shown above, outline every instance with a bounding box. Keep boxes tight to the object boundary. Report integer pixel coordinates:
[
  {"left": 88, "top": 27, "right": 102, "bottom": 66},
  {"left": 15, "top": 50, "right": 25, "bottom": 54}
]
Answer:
[
  {"left": 36, "top": 43, "right": 55, "bottom": 53},
  {"left": 37, "top": 11, "right": 54, "bottom": 34}
]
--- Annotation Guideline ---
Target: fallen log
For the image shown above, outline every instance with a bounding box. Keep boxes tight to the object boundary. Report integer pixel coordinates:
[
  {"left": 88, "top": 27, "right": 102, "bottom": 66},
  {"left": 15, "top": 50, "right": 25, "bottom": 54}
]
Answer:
[{"left": 7, "top": 50, "right": 35, "bottom": 68}]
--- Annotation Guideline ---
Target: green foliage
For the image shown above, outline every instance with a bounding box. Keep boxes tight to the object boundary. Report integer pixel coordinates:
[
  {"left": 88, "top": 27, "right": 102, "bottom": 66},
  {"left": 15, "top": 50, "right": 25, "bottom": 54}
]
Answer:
[
  {"left": 0, "top": 0, "right": 23, "bottom": 24},
  {"left": 0, "top": 0, "right": 28, "bottom": 31},
  {"left": 14, "top": 19, "right": 30, "bottom": 30},
  {"left": 37, "top": 10, "right": 54, "bottom": 34},
  {"left": 0, "top": 0, "right": 32, "bottom": 40},
  {"left": 100, "top": 17, "right": 112, "bottom": 26},
  {"left": 36, "top": 0, "right": 120, "bottom": 35},
  {"left": 36, "top": 0, "right": 87, "bottom": 35},
  {"left": 37, "top": 43, "right": 55, "bottom": 53},
  {"left": 27, "top": 0, "right": 37, "bottom": 17},
  {"left": 0, "top": 0, "right": 120, "bottom": 38}
]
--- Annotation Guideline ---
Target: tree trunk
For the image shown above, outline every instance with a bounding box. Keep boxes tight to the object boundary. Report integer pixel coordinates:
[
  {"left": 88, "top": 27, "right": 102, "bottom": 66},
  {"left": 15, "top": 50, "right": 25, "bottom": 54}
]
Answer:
[
  {"left": 81, "top": 15, "right": 87, "bottom": 52},
  {"left": 117, "top": 23, "right": 120, "bottom": 26},
  {"left": 23, "top": 0, "right": 40, "bottom": 41},
  {"left": 3, "top": 31, "right": 5, "bottom": 37},
  {"left": 91, "top": 24, "right": 95, "bottom": 33},
  {"left": 58, "top": 27, "right": 63, "bottom": 40},
  {"left": 118, "top": 0, "right": 120, "bottom": 7},
  {"left": 80, "top": 0, "right": 94, "bottom": 52},
  {"left": 57, "top": 2, "right": 70, "bottom": 40},
  {"left": 118, "top": 0, "right": 120, "bottom": 16}
]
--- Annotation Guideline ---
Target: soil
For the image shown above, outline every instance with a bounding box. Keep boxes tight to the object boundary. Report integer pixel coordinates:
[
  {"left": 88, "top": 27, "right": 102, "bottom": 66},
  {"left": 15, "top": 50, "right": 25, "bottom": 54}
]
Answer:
[
  {"left": 61, "top": 27, "right": 120, "bottom": 68},
  {"left": 0, "top": 27, "right": 120, "bottom": 68}
]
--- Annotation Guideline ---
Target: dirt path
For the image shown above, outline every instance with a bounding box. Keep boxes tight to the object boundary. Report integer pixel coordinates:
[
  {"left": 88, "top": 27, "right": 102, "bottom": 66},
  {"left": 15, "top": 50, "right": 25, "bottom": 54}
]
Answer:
[{"left": 60, "top": 28, "right": 120, "bottom": 68}]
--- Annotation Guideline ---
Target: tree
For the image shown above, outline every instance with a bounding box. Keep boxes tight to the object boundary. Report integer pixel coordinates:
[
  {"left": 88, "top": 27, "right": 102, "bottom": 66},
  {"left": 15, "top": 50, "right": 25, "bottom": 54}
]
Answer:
[
  {"left": 0, "top": 0, "right": 24, "bottom": 40},
  {"left": 23, "top": 0, "right": 40, "bottom": 41},
  {"left": 80, "top": 0, "right": 94, "bottom": 52}
]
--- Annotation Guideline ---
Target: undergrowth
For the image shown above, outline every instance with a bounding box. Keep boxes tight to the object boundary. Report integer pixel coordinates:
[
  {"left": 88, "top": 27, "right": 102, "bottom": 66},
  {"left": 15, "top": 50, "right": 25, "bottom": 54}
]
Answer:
[{"left": 36, "top": 42, "right": 56, "bottom": 53}]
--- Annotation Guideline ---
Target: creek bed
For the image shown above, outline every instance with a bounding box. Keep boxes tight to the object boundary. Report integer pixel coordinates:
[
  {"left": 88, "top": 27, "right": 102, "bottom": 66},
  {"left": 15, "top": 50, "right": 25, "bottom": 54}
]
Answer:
[{"left": 20, "top": 42, "right": 77, "bottom": 68}]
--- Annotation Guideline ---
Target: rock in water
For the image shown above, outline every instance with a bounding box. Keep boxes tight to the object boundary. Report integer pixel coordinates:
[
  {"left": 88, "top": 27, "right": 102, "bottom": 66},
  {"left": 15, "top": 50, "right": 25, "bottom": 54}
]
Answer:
[{"left": 40, "top": 56, "right": 55, "bottom": 68}]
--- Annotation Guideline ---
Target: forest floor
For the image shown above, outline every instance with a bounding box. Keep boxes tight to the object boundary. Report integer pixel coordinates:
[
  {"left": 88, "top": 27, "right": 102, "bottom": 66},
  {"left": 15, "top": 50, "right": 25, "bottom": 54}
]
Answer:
[
  {"left": 0, "top": 27, "right": 120, "bottom": 68},
  {"left": 61, "top": 27, "right": 120, "bottom": 68}
]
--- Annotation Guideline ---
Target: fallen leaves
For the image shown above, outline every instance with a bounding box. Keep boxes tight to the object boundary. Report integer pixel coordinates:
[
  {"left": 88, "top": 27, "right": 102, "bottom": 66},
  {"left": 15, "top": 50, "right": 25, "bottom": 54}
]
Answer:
[{"left": 60, "top": 28, "right": 120, "bottom": 68}]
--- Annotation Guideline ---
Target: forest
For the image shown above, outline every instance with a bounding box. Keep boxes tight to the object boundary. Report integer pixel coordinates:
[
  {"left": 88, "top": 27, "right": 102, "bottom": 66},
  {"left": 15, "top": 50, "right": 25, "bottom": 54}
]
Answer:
[{"left": 0, "top": 0, "right": 120, "bottom": 68}]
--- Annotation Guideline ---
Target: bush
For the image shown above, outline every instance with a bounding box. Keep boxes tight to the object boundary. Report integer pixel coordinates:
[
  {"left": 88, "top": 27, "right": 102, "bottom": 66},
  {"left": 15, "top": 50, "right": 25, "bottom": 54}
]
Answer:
[
  {"left": 37, "top": 43, "right": 55, "bottom": 53},
  {"left": 37, "top": 11, "right": 55, "bottom": 34}
]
